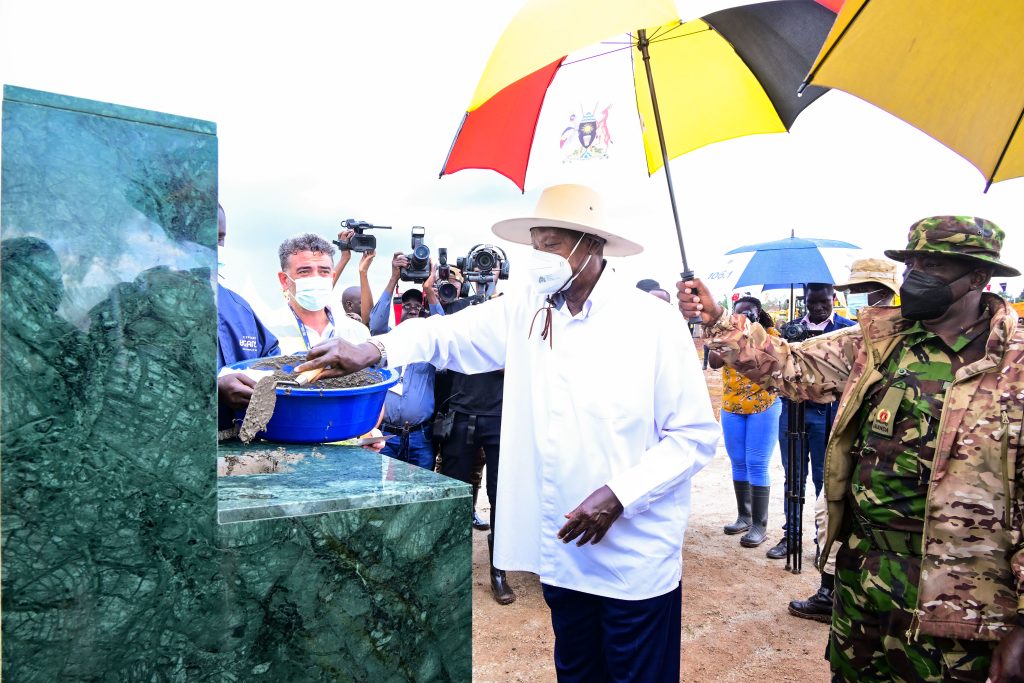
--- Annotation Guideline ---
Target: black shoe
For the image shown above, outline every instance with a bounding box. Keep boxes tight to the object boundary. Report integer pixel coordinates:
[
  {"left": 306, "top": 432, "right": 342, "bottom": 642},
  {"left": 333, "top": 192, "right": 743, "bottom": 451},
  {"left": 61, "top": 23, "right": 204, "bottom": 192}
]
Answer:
[
  {"left": 788, "top": 585, "right": 833, "bottom": 623},
  {"left": 472, "top": 511, "right": 490, "bottom": 531},
  {"left": 766, "top": 537, "right": 789, "bottom": 559}
]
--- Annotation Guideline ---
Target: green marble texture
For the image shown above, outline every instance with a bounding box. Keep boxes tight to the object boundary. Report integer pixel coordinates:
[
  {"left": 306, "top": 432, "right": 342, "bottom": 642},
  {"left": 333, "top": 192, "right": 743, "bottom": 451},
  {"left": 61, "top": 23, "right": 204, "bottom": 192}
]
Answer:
[
  {"left": 218, "top": 478, "right": 471, "bottom": 682},
  {"left": 219, "top": 442, "right": 471, "bottom": 523},
  {"left": 2, "top": 87, "right": 471, "bottom": 682}
]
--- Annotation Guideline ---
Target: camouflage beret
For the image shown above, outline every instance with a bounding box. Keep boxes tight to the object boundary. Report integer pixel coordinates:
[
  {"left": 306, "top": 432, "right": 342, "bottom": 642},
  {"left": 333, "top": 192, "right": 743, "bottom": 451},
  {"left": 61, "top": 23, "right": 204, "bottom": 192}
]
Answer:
[{"left": 884, "top": 216, "right": 1020, "bottom": 277}]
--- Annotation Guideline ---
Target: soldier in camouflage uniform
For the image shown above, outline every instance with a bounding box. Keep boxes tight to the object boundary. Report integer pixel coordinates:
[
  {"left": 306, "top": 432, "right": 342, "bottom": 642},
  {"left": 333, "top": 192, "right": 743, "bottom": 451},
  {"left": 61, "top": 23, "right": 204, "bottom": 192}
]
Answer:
[{"left": 679, "top": 216, "right": 1024, "bottom": 682}]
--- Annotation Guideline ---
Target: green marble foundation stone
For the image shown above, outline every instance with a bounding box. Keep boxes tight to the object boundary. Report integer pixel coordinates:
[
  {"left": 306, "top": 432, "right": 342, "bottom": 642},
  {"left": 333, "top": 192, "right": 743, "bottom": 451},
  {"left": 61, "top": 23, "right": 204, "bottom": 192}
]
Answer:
[{"left": 1, "top": 86, "right": 471, "bottom": 682}]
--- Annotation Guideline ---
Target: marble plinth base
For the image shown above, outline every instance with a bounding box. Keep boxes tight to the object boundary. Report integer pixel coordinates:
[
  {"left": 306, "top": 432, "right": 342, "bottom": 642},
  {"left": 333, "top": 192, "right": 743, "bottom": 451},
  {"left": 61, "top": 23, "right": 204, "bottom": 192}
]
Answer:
[{"left": 219, "top": 443, "right": 472, "bottom": 682}]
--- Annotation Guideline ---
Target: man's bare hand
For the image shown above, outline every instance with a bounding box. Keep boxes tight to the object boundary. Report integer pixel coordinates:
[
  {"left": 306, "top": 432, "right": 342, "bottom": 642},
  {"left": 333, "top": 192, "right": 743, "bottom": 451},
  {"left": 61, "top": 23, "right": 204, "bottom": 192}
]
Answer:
[
  {"left": 391, "top": 251, "right": 409, "bottom": 280},
  {"left": 218, "top": 373, "right": 258, "bottom": 411},
  {"left": 676, "top": 277, "right": 723, "bottom": 326},
  {"left": 557, "top": 485, "right": 624, "bottom": 546},
  {"left": 358, "top": 250, "right": 376, "bottom": 274},
  {"left": 295, "top": 338, "right": 381, "bottom": 379},
  {"left": 336, "top": 229, "right": 354, "bottom": 263},
  {"left": 989, "top": 625, "right": 1024, "bottom": 682}
]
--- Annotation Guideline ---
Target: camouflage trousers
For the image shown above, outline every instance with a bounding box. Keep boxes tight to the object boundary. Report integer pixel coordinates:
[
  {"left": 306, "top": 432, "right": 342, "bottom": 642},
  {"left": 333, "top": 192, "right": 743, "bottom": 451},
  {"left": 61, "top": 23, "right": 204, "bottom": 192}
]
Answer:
[{"left": 829, "top": 531, "right": 996, "bottom": 682}]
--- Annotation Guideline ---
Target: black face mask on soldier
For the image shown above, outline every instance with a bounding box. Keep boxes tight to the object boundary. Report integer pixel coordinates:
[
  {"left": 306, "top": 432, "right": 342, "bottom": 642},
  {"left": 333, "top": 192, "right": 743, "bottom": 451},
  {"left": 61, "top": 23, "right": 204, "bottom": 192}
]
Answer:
[{"left": 899, "top": 269, "right": 971, "bottom": 321}]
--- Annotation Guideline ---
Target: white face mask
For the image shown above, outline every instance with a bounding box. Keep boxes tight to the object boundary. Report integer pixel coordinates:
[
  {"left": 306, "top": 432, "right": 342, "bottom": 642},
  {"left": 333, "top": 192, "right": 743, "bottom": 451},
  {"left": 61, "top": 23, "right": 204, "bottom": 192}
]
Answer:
[
  {"left": 287, "top": 275, "right": 333, "bottom": 311},
  {"left": 527, "top": 234, "right": 592, "bottom": 295}
]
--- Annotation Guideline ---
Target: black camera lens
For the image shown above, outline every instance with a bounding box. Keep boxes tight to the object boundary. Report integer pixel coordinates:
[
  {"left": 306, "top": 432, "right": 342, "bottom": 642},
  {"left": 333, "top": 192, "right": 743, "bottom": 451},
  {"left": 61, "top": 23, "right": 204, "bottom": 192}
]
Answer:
[
  {"left": 411, "top": 244, "right": 430, "bottom": 264},
  {"left": 475, "top": 250, "right": 496, "bottom": 270},
  {"left": 438, "top": 281, "right": 458, "bottom": 304}
]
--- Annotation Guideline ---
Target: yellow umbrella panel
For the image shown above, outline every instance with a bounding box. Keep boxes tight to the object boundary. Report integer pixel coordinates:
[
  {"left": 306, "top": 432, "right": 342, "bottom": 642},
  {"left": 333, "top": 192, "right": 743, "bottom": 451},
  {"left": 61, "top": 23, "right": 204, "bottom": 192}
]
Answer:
[
  {"left": 634, "top": 19, "right": 788, "bottom": 175},
  {"left": 805, "top": 0, "right": 1024, "bottom": 187}
]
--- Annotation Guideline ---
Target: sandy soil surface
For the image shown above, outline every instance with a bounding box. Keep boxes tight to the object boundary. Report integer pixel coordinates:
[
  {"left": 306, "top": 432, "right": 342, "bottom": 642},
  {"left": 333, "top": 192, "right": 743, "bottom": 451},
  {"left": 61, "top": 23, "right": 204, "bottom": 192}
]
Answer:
[{"left": 470, "top": 348, "right": 833, "bottom": 682}]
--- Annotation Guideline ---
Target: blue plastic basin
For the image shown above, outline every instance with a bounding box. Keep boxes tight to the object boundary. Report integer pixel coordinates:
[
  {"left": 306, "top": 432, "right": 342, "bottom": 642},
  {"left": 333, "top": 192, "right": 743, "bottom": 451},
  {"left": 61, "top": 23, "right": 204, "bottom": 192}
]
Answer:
[{"left": 228, "top": 355, "right": 399, "bottom": 444}]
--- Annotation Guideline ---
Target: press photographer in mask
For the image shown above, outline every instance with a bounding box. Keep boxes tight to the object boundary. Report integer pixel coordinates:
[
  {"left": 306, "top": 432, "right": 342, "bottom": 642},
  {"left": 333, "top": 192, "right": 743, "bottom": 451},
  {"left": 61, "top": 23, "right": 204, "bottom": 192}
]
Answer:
[
  {"left": 435, "top": 245, "right": 515, "bottom": 604},
  {"left": 678, "top": 216, "right": 1024, "bottom": 683}
]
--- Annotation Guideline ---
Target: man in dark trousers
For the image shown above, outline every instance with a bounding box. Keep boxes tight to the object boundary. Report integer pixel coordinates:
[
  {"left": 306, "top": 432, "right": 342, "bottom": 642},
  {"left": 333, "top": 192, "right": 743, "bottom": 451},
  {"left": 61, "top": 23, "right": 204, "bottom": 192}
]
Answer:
[
  {"left": 438, "top": 248, "right": 513, "bottom": 604},
  {"left": 766, "top": 282, "right": 855, "bottom": 559}
]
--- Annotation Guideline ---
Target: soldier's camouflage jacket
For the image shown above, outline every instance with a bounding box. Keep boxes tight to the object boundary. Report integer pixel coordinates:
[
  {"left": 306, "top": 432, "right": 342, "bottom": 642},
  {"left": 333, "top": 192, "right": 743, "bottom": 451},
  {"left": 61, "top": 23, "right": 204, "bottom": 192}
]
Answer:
[{"left": 707, "top": 294, "right": 1024, "bottom": 641}]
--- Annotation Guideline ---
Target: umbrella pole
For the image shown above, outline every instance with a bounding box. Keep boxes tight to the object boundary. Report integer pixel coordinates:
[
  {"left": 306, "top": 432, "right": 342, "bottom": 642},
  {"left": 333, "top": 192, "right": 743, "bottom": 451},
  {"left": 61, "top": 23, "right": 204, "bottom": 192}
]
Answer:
[{"left": 637, "top": 29, "right": 691, "bottom": 280}]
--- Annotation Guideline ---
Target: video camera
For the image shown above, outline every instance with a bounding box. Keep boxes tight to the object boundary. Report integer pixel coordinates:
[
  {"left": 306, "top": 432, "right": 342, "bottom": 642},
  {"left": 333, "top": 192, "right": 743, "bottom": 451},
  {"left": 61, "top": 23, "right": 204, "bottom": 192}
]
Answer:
[
  {"left": 333, "top": 218, "right": 391, "bottom": 253},
  {"left": 400, "top": 226, "right": 431, "bottom": 283}
]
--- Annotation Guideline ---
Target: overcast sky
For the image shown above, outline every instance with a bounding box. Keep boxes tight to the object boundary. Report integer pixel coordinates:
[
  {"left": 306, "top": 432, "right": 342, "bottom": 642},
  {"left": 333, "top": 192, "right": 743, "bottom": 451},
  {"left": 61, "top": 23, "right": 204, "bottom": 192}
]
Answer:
[{"left": 2, "top": 0, "right": 1022, "bottom": 324}]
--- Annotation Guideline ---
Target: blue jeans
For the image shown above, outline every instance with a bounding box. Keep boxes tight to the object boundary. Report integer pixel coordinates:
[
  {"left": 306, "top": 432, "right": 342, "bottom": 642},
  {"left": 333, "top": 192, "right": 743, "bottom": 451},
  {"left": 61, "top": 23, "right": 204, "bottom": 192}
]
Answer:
[
  {"left": 778, "top": 399, "right": 835, "bottom": 532},
  {"left": 380, "top": 424, "right": 434, "bottom": 470},
  {"left": 541, "top": 583, "right": 681, "bottom": 683},
  {"left": 721, "top": 398, "right": 782, "bottom": 487}
]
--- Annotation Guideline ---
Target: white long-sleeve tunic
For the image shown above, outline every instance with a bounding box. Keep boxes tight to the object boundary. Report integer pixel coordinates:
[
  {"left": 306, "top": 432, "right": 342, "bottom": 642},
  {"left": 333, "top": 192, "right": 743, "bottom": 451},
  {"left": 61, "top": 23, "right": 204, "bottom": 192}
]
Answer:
[{"left": 379, "top": 268, "right": 720, "bottom": 600}]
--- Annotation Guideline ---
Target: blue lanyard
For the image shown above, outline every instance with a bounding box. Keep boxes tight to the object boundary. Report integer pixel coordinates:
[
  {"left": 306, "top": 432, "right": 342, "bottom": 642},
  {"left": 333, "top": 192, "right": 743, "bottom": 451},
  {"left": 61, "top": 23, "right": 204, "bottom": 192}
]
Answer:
[{"left": 291, "top": 307, "right": 335, "bottom": 350}]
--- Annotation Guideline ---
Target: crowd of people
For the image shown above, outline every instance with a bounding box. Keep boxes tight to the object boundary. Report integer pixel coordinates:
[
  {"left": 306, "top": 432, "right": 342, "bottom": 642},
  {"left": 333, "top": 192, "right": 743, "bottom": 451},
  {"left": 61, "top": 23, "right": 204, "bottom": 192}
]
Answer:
[{"left": 216, "top": 190, "right": 1023, "bottom": 682}]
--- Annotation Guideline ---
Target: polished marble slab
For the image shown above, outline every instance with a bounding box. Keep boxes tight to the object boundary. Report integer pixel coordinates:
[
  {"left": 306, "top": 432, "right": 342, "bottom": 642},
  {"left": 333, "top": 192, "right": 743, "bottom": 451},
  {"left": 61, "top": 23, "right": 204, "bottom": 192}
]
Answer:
[{"left": 219, "top": 442, "right": 471, "bottom": 523}]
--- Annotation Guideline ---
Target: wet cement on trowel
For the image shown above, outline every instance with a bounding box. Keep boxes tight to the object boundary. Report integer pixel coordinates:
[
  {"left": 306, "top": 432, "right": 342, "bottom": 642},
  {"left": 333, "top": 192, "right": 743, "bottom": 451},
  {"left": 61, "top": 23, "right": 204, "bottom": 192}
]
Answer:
[{"left": 238, "top": 354, "right": 385, "bottom": 444}]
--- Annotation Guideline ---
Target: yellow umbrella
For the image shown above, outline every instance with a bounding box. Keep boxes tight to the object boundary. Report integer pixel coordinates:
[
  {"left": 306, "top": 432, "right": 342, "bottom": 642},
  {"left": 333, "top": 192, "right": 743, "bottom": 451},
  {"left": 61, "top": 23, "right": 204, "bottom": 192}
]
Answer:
[
  {"left": 442, "top": 0, "right": 839, "bottom": 275},
  {"left": 803, "top": 0, "right": 1024, "bottom": 188}
]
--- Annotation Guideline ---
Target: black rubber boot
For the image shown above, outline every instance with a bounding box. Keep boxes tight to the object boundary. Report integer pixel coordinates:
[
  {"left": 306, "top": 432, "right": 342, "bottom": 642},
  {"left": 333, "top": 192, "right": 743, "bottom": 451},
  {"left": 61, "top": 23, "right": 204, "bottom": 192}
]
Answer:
[
  {"left": 740, "top": 485, "right": 770, "bottom": 547},
  {"left": 487, "top": 533, "right": 516, "bottom": 605},
  {"left": 723, "top": 480, "right": 752, "bottom": 535}
]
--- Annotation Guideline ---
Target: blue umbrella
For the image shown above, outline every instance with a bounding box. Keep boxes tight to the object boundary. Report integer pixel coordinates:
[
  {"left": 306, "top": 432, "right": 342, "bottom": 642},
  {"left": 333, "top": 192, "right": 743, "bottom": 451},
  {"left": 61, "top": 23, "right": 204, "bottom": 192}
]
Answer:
[{"left": 727, "top": 235, "right": 859, "bottom": 289}]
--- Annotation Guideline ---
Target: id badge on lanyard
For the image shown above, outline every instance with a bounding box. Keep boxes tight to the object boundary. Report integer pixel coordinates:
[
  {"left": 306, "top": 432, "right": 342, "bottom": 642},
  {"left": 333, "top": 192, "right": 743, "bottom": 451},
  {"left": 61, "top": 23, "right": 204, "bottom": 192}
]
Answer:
[{"left": 292, "top": 308, "right": 335, "bottom": 350}]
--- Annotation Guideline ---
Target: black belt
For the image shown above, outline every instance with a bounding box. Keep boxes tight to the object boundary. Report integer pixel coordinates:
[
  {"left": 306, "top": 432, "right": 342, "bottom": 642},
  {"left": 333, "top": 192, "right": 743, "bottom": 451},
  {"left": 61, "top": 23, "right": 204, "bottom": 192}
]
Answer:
[{"left": 382, "top": 420, "right": 430, "bottom": 435}]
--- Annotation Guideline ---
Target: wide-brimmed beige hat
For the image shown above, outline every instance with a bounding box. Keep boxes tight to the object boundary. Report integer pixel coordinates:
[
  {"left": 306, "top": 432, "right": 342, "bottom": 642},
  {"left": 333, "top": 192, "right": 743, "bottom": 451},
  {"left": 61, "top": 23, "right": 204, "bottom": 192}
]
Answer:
[
  {"left": 833, "top": 257, "right": 900, "bottom": 295},
  {"left": 491, "top": 184, "right": 643, "bottom": 257}
]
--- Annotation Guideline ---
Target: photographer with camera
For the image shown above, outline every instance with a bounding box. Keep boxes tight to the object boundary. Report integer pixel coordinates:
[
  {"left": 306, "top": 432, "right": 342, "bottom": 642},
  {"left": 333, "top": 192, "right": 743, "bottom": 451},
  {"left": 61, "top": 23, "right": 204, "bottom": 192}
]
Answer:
[
  {"left": 678, "top": 217, "right": 1024, "bottom": 682},
  {"left": 434, "top": 244, "right": 516, "bottom": 604},
  {"left": 366, "top": 242, "right": 444, "bottom": 470},
  {"left": 333, "top": 220, "right": 390, "bottom": 327},
  {"left": 765, "top": 283, "right": 854, "bottom": 561}
]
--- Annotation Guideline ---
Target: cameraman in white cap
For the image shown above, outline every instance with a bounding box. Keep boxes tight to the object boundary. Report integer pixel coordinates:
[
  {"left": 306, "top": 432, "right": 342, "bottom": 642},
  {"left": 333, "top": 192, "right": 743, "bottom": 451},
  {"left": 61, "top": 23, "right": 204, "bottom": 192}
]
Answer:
[{"left": 296, "top": 184, "right": 719, "bottom": 682}]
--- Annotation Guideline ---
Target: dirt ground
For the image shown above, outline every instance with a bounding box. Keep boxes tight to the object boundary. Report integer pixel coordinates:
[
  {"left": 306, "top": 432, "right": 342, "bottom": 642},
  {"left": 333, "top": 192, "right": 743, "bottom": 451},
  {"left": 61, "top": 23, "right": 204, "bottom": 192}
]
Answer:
[{"left": 470, "top": 350, "right": 832, "bottom": 682}]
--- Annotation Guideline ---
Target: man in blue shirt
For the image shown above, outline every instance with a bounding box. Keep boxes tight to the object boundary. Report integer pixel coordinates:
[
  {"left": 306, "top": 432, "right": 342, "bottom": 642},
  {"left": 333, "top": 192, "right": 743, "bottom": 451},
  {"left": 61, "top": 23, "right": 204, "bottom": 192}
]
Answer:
[
  {"left": 369, "top": 252, "right": 443, "bottom": 469},
  {"left": 766, "top": 282, "right": 855, "bottom": 559},
  {"left": 216, "top": 205, "right": 279, "bottom": 430}
]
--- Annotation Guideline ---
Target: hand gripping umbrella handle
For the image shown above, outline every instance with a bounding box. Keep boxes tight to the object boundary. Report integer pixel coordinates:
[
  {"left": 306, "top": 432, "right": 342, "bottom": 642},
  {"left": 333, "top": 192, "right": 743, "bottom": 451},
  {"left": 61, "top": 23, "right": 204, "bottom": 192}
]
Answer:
[{"left": 680, "top": 268, "right": 703, "bottom": 325}]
